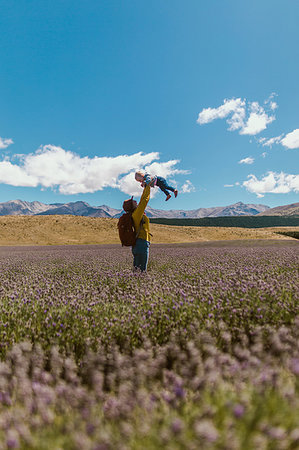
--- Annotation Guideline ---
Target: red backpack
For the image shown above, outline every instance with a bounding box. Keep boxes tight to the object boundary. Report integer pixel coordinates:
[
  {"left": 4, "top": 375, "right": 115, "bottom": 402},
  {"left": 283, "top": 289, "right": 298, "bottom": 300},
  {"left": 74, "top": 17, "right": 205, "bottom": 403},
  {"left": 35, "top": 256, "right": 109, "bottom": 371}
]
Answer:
[
  {"left": 117, "top": 212, "right": 138, "bottom": 247},
  {"left": 118, "top": 197, "right": 144, "bottom": 247}
]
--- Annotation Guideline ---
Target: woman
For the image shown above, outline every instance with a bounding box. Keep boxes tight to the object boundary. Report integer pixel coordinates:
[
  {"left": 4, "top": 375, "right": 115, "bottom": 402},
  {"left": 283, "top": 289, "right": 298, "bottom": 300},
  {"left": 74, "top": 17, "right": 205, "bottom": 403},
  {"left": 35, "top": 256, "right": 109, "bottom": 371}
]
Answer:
[{"left": 122, "top": 183, "right": 151, "bottom": 272}]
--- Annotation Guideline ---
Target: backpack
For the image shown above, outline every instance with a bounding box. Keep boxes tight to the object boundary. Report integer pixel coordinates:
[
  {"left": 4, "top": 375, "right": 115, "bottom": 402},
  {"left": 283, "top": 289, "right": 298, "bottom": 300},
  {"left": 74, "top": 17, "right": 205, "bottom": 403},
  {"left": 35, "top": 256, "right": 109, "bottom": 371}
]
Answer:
[
  {"left": 117, "top": 212, "right": 137, "bottom": 247},
  {"left": 117, "top": 212, "right": 144, "bottom": 247}
]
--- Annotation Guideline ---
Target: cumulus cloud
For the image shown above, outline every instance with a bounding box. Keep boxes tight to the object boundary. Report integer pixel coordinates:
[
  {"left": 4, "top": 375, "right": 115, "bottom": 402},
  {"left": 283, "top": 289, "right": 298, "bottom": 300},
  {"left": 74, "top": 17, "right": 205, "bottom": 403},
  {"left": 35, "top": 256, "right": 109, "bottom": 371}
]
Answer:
[
  {"left": 258, "top": 129, "right": 299, "bottom": 149},
  {"left": 280, "top": 129, "right": 299, "bottom": 149},
  {"left": 197, "top": 96, "right": 276, "bottom": 136},
  {"left": 118, "top": 160, "right": 187, "bottom": 196},
  {"left": 0, "top": 145, "right": 186, "bottom": 196},
  {"left": 197, "top": 98, "right": 246, "bottom": 131},
  {"left": 243, "top": 171, "right": 299, "bottom": 197},
  {"left": 0, "top": 160, "right": 38, "bottom": 186},
  {"left": 181, "top": 180, "right": 195, "bottom": 193},
  {"left": 116, "top": 172, "right": 144, "bottom": 197},
  {"left": 0, "top": 137, "right": 13, "bottom": 149},
  {"left": 240, "top": 102, "right": 275, "bottom": 135},
  {"left": 238, "top": 157, "right": 254, "bottom": 165},
  {"left": 197, "top": 92, "right": 298, "bottom": 152}
]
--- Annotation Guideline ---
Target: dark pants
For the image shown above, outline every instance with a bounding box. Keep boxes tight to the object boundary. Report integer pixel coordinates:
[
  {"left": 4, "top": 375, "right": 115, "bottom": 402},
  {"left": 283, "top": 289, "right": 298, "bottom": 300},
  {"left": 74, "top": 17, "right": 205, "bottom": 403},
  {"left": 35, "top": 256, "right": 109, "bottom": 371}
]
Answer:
[
  {"left": 132, "top": 238, "right": 150, "bottom": 272},
  {"left": 156, "top": 177, "right": 175, "bottom": 197}
]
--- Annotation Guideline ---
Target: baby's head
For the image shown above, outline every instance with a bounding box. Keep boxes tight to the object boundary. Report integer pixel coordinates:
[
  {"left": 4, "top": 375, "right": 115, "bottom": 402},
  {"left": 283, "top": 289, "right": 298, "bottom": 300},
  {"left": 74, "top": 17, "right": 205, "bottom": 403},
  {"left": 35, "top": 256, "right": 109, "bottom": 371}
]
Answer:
[{"left": 135, "top": 170, "right": 145, "bottom": 182}]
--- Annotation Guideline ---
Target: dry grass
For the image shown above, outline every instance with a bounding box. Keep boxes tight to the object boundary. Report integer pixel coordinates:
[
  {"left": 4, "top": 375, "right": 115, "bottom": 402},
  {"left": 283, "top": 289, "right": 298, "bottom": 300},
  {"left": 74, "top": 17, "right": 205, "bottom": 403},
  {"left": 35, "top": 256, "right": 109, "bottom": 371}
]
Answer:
[{"left": 0, "top": 215, "right": 296, "bottom": 246}]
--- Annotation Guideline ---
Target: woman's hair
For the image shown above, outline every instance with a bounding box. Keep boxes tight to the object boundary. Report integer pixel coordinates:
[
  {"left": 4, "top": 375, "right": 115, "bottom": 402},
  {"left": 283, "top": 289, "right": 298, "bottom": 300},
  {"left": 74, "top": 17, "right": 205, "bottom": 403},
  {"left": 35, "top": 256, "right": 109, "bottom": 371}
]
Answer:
[{"left": 123, "top": 196, "right": 137, "bottom": 212}]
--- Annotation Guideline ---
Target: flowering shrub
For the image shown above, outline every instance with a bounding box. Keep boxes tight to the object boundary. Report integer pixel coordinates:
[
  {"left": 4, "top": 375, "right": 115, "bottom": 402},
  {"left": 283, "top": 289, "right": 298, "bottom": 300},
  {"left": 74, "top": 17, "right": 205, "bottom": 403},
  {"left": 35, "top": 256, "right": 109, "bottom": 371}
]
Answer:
[{"left": 0, "top": 243, "right": 298, "bottom": 449}]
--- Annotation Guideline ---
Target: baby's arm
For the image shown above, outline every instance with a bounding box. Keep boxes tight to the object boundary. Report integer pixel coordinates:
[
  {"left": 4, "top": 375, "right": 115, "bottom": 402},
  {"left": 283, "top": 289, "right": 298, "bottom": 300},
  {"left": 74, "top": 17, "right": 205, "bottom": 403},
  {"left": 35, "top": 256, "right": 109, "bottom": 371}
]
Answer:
[{"left": 143, "top": 174, "right": 152, "bottom": 186}]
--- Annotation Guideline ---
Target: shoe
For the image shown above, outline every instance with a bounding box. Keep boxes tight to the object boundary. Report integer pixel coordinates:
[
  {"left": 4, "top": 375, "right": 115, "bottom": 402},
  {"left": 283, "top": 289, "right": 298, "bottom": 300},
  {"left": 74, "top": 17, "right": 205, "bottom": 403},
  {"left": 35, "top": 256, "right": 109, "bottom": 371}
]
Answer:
[
  {"left": 165, "top": 194, "right": 171, "bottom": 201},
  {"left": 174, "top": 189, "right": 178, "bottom": 198}
]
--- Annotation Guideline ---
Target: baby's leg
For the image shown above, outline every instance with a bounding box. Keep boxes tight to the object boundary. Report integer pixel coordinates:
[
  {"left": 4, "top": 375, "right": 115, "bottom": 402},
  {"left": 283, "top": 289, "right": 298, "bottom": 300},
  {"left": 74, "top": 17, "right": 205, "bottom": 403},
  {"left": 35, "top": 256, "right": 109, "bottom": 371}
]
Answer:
[
  {"left": 158, "top": 178, "right": 175, "bottom": 193},
  {"left": 159, "top": 185, "right": 170, "bottom": 196},
  {"left": 165, "top": 183, "right": 178, "bottom": 198},
  {"left": 159, "top": 179, "right": 178, "bottom": 197},
  {"left": 156, "top": 177, "right": 176, "bottom": 200}
]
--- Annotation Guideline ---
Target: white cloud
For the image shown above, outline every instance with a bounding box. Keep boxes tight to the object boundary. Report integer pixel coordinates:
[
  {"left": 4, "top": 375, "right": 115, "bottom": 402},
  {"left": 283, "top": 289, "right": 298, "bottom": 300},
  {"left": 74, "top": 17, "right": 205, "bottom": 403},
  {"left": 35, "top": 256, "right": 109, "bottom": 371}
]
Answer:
[
  {"left": 0, "top": 145, "right": 187, "bottom": 196},
  {"left": 197, "top": 92, "right": 298, "bottom": 151},
  {"left": 270, "top": 101, "right": 278, "bottom": 110},
  {"left": 118, "top": 160, "right": 187, "bottom": 196},
  {"left": 264, "top": 93, "right": 278, "bottom": 111},
  {"left": 240, "top": 102, "right": 275, "bottom": 135},
  {"left": 181, "top": 180, "right": 195, "bottom": 193},
  {"left": 224, "top": 181, "right": 240, "bottom": 188},
  {"left": 280, "top": 129, "right": 299, "bottom": 149},
  {"left": 0, "top": 137, "right": 13, "bottom": 149},
  {"left": 259, "top": 135, "right": 283, "bottom": 147},
  {"left": 258, "top": 129, "right": 299, "bottom": 149},
  {"left": 197, "top": 98, "right": 246, "bottom": 129},
  {"left": 0, "top": 160, "right": 38, "bottom": 186},
  {"left": 197, "top": 96, "right": 276, "bottom": 136},
  {"left": 243, "top": 171, "right": 299, "bottom": 197},
  {"left": 144, "top": 160, "right": 188, "bottom": 178},
  {"left": 238, "top": 157, "right": 254, "bottom": 165},
  {"left": 226, "top": 103, "right": 247, "bottom": 131},
  {"left": 116, "top": 172, "right": 144, "bottom": 197}
]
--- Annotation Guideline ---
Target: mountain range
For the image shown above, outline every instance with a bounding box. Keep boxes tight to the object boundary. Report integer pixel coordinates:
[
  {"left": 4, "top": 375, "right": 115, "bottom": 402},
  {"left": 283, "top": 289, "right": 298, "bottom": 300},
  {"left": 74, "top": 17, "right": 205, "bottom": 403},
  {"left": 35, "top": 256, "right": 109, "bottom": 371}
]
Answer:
[
  {"left": 257, "top": 202, "right": 299, "bottom": 217},
  {"left": 0, "top": 199, "right": 297, "bottom": 218},
  {"left": 0, "top": 199, "right": 274, "bottom": 218}
]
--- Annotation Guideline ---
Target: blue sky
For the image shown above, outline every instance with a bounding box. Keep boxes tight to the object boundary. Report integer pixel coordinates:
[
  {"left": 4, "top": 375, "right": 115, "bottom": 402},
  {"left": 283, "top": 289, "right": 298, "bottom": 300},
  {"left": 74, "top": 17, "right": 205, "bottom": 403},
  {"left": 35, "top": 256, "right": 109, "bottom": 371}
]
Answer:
[{"left": 0, "top": 0, "right": 298, "bottom": 210}]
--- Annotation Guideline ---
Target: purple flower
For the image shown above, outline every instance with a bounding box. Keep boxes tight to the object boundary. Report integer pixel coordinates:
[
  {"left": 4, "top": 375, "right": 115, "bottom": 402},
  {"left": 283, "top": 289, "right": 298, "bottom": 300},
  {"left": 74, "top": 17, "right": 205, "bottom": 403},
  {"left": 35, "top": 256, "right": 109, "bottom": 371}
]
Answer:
[{"left": 233, "top": 404, "right": 245, "bottom": 418}]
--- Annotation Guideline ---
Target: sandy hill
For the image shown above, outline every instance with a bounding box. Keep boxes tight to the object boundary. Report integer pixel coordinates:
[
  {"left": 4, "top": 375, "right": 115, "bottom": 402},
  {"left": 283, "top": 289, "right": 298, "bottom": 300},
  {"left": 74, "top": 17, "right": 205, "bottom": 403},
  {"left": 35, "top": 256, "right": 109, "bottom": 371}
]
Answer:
[
  {"left": 0, "top": 215, "right": 296, "bottom": 246},
  {"left": 258, "top": 202, "right": 299, "bottom": 216}
]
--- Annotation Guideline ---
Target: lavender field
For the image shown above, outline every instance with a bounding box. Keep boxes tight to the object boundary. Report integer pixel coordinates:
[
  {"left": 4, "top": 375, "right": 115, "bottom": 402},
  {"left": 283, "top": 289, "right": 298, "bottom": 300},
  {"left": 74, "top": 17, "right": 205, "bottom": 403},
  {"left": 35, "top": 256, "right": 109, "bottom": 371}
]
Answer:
[{"left": 0, "top": 242, "right": 298, "bottom": 449}]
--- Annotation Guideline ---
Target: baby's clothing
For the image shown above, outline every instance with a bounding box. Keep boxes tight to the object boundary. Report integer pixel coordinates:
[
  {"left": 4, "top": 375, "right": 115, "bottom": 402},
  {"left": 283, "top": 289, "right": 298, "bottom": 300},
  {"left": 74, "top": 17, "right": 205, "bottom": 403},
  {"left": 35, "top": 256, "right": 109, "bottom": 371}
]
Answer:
[{"left": 143, "top": 174, "right": 176, "bottom": 197}]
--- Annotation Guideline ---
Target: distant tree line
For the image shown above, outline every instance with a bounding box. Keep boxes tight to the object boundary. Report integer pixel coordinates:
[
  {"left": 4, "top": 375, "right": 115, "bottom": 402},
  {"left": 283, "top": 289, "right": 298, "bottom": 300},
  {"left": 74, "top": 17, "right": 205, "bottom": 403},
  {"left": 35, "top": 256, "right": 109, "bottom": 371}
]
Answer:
[
  {"left": 150, "top": 216, "right": 299, "bottom": 228},
  {"left": 276, "top": 231, "right": 299, "bottom": 240}
]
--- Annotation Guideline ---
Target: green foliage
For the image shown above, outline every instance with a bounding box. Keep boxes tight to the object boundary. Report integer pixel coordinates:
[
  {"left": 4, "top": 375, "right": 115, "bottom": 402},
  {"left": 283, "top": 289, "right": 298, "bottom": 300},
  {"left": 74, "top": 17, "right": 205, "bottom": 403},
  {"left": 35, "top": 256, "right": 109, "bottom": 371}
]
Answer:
[
  {"left": 150, "top": 215, "right": 299, "bottom": 228},
  {"left": 0, "top": 244, "right": 298, "bottom": 448}
]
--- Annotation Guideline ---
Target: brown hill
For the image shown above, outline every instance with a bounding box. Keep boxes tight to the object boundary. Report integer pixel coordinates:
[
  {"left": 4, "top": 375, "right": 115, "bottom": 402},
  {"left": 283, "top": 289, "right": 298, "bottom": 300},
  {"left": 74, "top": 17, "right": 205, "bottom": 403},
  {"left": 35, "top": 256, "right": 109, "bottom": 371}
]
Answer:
[
  {"left": 0, "top": 216, "right": 296, "bottom": 246},
  {"left": 258, "top": 202, "right": 299, "bottom": 216}
]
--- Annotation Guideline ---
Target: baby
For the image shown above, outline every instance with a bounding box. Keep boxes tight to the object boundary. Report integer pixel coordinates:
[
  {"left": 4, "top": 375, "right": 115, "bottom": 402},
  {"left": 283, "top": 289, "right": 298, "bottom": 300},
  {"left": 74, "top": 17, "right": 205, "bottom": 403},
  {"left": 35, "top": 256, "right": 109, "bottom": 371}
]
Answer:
[{"left": 135, "top": 171, "right": 178, "bottom": 201}]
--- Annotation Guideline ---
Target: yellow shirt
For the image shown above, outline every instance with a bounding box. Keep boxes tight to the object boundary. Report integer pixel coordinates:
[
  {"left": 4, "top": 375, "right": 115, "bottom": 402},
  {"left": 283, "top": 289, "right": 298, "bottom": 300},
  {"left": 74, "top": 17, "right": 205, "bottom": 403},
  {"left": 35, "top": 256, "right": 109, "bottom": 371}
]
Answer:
[{"left": 132, "top": 184, "right": 151, "bottom": 242}]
